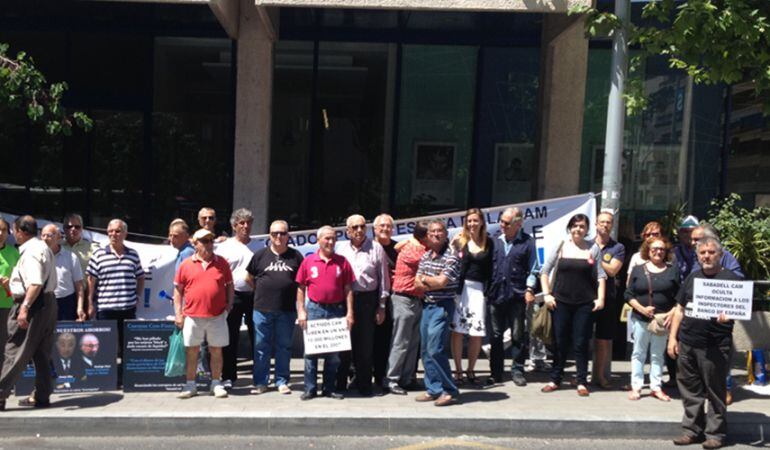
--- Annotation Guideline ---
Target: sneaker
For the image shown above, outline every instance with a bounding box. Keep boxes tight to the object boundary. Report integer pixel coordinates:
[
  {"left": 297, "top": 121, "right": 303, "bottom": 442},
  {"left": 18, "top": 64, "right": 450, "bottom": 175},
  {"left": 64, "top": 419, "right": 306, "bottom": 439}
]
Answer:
[
  {"left": 213, "top": 384, "right": 228, "bottom": 398},
  {"left": 278, "top": 384, "right": 292, "bottom": 395},
  {"left": 300, "top": 391, "right": 317, "bottom": 401},
  {"left": 512, "top": 371, "right": 527, "bottom": 387},
  {"left": 178, "top": 385, "right": 198, "bottom": 399},
  {"left": 223, "top": 379, "right": 233, "bottom": 390},
  {"left": 250, "top": 385, "right": 268, "bottom": 395}
]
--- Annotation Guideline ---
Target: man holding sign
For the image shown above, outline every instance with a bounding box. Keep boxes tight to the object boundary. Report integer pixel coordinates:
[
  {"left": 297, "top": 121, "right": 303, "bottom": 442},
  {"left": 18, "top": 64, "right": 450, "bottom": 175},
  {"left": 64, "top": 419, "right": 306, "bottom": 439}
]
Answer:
[
  {"left": 296, "top": 226, "right": 355, "bottom": 401},
  {"left": 668, "top": 236, "right": 743, "bottom": 450}
]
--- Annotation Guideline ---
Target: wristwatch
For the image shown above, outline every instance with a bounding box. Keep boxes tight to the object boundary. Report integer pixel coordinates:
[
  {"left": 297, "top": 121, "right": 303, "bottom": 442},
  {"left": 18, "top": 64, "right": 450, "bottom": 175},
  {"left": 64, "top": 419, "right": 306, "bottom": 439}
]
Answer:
[
  {"left": 525, "top": 287, "right": 535, "bottom": 294},
  {"left": 379, "top": 302, "right": 387, "bottom": 309}
]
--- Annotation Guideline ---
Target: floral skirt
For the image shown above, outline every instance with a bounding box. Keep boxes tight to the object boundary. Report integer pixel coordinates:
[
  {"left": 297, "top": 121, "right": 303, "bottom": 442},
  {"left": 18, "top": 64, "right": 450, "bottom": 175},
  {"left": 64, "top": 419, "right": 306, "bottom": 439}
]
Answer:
[{"left": 450, "top": 279, "right": 486, "bottom": 337}]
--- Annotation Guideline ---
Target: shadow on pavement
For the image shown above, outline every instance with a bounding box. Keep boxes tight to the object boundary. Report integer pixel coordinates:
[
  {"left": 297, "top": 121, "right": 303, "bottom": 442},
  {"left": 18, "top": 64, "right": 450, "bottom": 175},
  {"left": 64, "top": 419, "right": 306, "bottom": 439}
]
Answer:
[{"left": 53, "top": 392, "right": 124, "bottom": 410}]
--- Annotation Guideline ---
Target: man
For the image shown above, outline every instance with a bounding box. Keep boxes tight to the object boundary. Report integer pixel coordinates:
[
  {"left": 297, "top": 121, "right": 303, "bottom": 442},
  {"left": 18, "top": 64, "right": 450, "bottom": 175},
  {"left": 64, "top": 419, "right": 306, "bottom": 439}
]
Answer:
[
  {"left": 592, "top": 211, "right": 626, "bottom": 388},
  {"left": 53, "top": 332, "right": 84, "bottom": 387},
  {"left": 690, "top": 225, "right": 743, "bottom": 278},
  {"left": 372, "top": 213, "right": 397, "bottom": 390},
  {"left": 87, "top": 219, "right": 145, "bottom": 366},
  {"left": 0, "top": 215, "right": 57, "bottom": 411},
  {"left": 174, "top": 228, "right": 234, "bottom": 399},
  {"left": 668, "top": 236, "right": 741, "bottom": 450},
  {"left": 336, "top": 215, "right": 390, "bottom": 396},
  {"left": 169, "top": 219, "right": 195, "bottom": 273},
  {"left": 61, "top": 213, "right": 97, "bottom": 317},
  {"left": 413, "top": 219, "right": 462, "bottom": 407},
  {"left": 41, "top": 224, "right": 85, "bottom": 321},
  {"left": 79, "top": 333, "right": 101, "bottom": 368},
  {"left": 245, "top": 220, "right": 303, "bottom": 395},
  {"left": 384, "top": 220, "right": 429, "bottom": 395},
  {"left": 198, "top": 207, "right": 227, "bottom": 243},
  {"left": 215, "top": 208, "right": 258, "bottom": 388},
  {"left": 674, "top": 215, "right": 700, "bottom": 283},
  {"left": 486, "top": 207, "right": 540, "bottom": 386},
  {"left": 0, "top": 217, "right": 20, "bottom": 375},
  {"left": 296, "top": 226, "right": 355, "bottom": 401}
]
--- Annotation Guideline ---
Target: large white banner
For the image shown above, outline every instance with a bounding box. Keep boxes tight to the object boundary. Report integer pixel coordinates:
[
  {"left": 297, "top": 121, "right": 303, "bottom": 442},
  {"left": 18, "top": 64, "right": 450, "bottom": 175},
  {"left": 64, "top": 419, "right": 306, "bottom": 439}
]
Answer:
[{"left": 2, "top": 192, "right": 596, "bottom": 319}]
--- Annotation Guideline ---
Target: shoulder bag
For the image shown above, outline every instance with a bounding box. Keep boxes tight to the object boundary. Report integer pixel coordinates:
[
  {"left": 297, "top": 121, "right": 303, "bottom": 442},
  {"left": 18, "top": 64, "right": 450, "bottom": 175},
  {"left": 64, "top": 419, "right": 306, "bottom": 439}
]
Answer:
[{"left": 644, "top": 265, "right": 668, "bottom": 336}]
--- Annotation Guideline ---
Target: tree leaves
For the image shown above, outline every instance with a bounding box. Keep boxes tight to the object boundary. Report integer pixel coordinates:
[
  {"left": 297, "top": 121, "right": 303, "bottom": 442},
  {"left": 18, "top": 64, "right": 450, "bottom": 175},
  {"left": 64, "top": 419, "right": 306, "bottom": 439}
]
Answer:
[{"left": 0, "top": 42, "right": 92, "bottom": 136}]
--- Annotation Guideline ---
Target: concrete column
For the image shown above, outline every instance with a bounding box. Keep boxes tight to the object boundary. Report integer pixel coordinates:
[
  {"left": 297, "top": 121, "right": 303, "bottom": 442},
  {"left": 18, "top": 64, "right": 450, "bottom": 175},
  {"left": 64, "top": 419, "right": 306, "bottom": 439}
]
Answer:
[
  {"left": 536, "top": 15, "right": 589, "bottom": 199},
  {"left": 232, "top": 2, "right": 277, "bottom": 232}
]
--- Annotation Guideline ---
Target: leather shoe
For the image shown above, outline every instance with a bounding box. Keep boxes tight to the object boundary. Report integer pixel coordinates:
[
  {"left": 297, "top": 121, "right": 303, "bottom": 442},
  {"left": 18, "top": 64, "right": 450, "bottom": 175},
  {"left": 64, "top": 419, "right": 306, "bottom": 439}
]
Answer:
[
  {"left": 322, "top": 391, "right": 344, "bottom": 400},
  {"left": 672, "top": 434, "right": 703, "bottom": 446},
  {"left": 512, "top": 372, "right": 527, "bottom": 387},
  {"left": 414, "top": 392, "right": 436, "bottom": 402},
  {"left": 18, "top": 397, "right": 50, "bottom": 408},
  {"left": 701, "top": 439, "right": 724, "bottom": 449},
  {"left": 389, "top": 385, "right": 407, "bottom": 396},
  {"left": 300, "top": 391, "right": 317, "bottom": 401},
  {"left": 540, "top": 382, "right": 559, "bottom": 393},
  {"left": 434, "top": 394, "right": 458, "bottom": 407},
  {"left": 485, "top": 376, "right": 500, "bottom": 386}
]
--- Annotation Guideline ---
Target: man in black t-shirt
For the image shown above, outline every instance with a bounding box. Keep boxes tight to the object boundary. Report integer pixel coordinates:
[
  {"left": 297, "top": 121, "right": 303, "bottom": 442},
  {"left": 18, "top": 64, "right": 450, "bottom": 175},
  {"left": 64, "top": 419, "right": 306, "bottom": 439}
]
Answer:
[
  {"left": 668, "top": 237, "right": 741, "bottom": 450},
  {"left": 245, "top": 220, "right": 303, "bottom": 395}
]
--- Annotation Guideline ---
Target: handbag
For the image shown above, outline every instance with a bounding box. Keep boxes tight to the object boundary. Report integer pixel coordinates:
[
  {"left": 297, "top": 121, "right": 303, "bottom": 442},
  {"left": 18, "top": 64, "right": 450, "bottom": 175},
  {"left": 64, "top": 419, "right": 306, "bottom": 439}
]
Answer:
[
  {"left": 530, "top": 304, "right": 553, "bottom": 346},
  {"left": 643, "top": 265, "right": 667, "bottom": 336},
  {"left": 164, "top": 328, "right": 186, "bottom": 377}
]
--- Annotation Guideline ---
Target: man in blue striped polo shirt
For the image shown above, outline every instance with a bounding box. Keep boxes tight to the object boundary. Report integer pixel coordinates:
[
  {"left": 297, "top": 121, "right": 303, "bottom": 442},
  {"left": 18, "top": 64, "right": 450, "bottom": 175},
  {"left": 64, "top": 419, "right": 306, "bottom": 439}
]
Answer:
[{"left": 87, "top": 219, "right": 144, "bottom": 370}]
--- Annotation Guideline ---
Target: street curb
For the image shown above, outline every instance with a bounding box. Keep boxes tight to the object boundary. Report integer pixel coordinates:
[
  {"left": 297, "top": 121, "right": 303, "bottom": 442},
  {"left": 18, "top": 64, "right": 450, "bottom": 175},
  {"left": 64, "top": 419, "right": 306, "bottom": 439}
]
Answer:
[{"left": 1, "top": 416, "right": 767, "bottom": 440}]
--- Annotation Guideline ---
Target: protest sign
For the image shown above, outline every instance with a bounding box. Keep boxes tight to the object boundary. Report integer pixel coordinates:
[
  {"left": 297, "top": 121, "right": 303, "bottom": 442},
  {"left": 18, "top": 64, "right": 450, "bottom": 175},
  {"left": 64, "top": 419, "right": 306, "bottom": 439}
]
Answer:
[
  {"left": 693, "top": 278, "right": 754, "bottom": 321},
  {"left": 303, "top": 317, "right": 352, "bottom": 355}
]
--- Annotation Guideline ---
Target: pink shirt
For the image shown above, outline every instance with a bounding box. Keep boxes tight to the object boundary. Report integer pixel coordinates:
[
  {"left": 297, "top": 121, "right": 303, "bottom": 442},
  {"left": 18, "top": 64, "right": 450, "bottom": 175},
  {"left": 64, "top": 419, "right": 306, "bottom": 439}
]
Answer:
[{"left": 296, "top": 251, "right": 355, "bottom": 304}]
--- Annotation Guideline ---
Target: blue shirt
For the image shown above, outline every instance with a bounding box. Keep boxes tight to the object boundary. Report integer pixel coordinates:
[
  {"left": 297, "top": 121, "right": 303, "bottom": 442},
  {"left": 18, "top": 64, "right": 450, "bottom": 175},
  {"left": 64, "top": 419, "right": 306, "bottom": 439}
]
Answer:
[{"left": 175, "top": 242, "right": 195, "bottom": 273}]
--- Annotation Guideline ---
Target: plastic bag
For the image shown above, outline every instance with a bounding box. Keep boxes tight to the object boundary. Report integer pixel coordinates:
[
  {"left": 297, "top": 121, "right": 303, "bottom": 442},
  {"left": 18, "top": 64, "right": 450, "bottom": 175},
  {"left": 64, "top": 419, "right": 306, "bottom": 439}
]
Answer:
[{"left": 164, "top": 328, "right": 186, "bottom": 378}]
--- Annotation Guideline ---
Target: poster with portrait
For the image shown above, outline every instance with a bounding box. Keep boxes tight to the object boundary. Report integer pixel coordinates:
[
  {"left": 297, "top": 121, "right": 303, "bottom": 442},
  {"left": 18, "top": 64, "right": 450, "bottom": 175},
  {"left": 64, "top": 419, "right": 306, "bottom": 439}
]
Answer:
[
  {"left": 15, "top": 321, "right": 118, "bottom": 396},
  {"left": 122, "top": 320, "right": 210, "bottom": 392},
  {"left": 492, "top": 143, "right": 534, "bottom": 204},
  {"left": 412, "top": 141, "right": 456, "bottom": 205}
]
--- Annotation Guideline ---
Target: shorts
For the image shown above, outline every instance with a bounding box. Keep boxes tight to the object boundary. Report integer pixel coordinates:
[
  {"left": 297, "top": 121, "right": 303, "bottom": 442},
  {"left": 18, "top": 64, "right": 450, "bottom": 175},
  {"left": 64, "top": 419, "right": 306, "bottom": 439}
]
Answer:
[{"left": 183, "top": 312, "right": 229, "bottom": 347}]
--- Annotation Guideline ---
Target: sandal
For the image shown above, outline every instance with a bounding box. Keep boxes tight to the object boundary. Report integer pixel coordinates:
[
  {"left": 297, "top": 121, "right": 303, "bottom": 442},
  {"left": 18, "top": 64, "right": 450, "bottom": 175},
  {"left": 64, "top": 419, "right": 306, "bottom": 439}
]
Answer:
[
  {"left": 454, "top": 372, "right": 465, "bottom": 385},
  {"left": 628, "top": 390, "right": 641, "bottom": 401},
  {"left": 576, "top": 384, "right": 590, "bottom": 397},
  {"left": 466, "top": 370, "right": 478, "bottom": 385},
  {"left": 651, "top": 389, "right": 671, "bottom": 402}
]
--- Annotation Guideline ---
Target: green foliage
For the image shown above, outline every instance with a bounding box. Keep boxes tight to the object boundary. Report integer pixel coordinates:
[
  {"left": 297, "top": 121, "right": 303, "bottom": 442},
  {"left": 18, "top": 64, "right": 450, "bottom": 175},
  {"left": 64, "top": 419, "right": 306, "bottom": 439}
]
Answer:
[
  {"left": 659, "top": 201, "right": 688, "bottom": 242},
  {"left": 708, "top": 193, "right": 770, "bottom": 282},
  {"left": 571, "top": 0, "right": 770, "bottom": 115},
  {"left": 0, "top": 42, "right": 92, "bottom": 135}
]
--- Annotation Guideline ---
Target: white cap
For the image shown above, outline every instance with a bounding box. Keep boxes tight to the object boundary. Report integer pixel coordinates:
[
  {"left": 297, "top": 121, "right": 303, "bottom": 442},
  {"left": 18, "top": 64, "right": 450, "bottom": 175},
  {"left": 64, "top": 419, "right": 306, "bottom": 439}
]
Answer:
[{"left": 192, "top": 228, "right": 215, "bottom": 241}]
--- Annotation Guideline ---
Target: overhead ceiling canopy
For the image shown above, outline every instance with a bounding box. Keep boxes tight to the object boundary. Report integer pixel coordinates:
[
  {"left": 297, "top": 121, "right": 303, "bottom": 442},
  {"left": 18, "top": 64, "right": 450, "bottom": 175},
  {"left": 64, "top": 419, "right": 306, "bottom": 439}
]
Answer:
[{"left": 252, "top": 0, "right": 592, "bottom": 14}]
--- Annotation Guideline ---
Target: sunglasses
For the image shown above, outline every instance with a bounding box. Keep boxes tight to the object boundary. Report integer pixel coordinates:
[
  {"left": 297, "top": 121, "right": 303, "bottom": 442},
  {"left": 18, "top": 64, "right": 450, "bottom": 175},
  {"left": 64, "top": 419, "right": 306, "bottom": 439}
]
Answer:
[
  {"left": 201, "top": 216, "right": 216, "bottom": 221},
  {"left": 270, "top": 231, "right": 288, "bottom": 237},
  {"left": 197, "top": 238, "right": 213, "bottom": 244},
  {"left": 64, "top": 224, "right": 82, "bottom": 230},
  {"left": 350, "top": 225, "right": 366, "bottom": 230}
]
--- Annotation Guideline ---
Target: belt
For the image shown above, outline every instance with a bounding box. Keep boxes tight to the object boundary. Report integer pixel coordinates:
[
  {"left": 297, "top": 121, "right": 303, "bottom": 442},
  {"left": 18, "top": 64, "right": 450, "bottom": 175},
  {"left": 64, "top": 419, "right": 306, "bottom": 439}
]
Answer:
[{"left": 394, "top": 292, "right": 421, "bottom": 300}]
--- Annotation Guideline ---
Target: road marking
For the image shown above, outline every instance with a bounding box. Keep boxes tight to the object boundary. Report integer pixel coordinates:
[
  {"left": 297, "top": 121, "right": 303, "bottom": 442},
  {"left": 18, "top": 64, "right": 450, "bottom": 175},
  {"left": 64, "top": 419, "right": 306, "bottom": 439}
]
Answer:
[{"left": 389, "top": 437, "right": 513, "bottom": 450}]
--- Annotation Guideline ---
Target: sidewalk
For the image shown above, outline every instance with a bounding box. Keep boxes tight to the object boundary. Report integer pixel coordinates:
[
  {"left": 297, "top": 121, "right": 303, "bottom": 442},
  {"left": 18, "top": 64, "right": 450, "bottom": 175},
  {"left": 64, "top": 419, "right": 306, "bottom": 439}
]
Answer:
[{"left": 1, "top": 361, "right": 767, "bottom": 440}]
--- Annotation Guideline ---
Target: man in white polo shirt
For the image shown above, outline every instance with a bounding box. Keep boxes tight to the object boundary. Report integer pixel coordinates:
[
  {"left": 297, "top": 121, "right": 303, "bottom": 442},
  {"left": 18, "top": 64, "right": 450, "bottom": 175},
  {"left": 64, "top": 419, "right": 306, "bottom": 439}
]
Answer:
[{"left": 41, "top": 224, "right": 85, "bottom": 321}]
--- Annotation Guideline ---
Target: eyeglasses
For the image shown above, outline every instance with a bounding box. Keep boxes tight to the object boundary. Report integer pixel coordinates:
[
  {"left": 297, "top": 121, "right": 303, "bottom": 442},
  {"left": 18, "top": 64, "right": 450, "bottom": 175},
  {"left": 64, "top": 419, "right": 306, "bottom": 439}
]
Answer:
[
  {"left": 644, "top": 231, "right": 661, "bottom": 238},
  {"left": 650, "top": 247, "right": 667, "bottom": 252},
  {"left": 350, "top": 225, "right": 366, "bottom": 230},
  {"left": 64, "top": 224, "right": 82, "bottom": 230},
  {"left": 500, "top": 218, "right": 521, "bottom": 226},
  {"left": 376, "top": 224, "right": 393, "bottom": 229},
  {"left": 197, "top": 238, "right": 213, "bottom": 244},
  {"left": 201, "top": 216, "right": 216, "bottom": 221},
  {"left": 41, "top": 233, "right": 56, "bottom": 239},
  {"left": 270, "top": 231, "right": 288, "bottom": 237}
]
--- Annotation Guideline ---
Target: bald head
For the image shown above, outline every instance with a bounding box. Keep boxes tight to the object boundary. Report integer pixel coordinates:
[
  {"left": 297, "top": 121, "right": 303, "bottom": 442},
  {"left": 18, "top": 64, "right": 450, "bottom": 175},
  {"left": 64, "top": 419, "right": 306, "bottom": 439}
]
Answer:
[{"left": 41, "top": 223, "right": 61, "bottom": 251}]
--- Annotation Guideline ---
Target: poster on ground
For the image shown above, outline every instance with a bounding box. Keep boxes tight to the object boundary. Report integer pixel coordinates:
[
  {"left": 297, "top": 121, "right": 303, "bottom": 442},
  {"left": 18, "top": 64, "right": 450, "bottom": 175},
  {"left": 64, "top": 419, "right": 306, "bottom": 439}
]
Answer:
[{"left": 303, "top": 317, "right": 351, "bottom": 356}]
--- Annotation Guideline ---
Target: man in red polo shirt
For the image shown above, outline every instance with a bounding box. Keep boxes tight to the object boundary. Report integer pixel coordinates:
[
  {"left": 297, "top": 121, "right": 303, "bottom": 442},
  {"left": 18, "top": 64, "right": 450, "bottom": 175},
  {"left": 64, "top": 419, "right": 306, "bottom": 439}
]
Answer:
[
  {"left": 174, "top": 229, "right": 234, "bottom": 399},
  {"left": 296, "top": 225, "right": 355, "bottom": 401}
]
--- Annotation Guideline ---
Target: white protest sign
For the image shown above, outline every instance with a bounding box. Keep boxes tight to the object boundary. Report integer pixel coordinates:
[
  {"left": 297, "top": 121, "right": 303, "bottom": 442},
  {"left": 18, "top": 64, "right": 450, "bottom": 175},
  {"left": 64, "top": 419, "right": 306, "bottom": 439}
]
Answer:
[
  {"left": 303, "top": 317, "right": 352, "bottom": 355},
  {"left": 693, "top": 278, "right": 754, "bottom": 321}
]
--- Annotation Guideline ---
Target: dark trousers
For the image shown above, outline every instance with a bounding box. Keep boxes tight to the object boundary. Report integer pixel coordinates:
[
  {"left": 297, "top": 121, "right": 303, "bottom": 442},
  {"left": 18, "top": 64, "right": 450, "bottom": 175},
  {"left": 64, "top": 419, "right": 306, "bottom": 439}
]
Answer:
[
  {"left": 337, "top": 290, "right": 378, "bottom": 392},
  {"left": 0, "top": 293, "right": 57, "bottom": 402},
  {"left": 96, "top": 307, "right": 136, "bottom": 361},
  {"left": 223, "top": 290, "right": 255, "bottom": 383},
  {"left": 677, "top": 341, "right": 730, "bottom": 441},
  {"left": 489, "top": 298, "right": 527, "bottom": 380},
  {"left": 372, "top": 301, "right": 392, "bottom": 386},
  {"left": 57, "top": 293, "right": 77, "bottom": 321},
  {"left": 550, "top": 301, "right": 594, "bottom": 385}
]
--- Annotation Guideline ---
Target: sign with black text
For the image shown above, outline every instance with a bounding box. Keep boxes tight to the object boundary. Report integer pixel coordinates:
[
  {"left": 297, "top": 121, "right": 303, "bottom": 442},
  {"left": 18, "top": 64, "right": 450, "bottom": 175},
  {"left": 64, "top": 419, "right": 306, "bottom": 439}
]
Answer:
[
  {"left": 303, "top": 318, "right": 351, "bottom": 355},
  {"left": 693, "top": 279, "right": 754, "bottom": 321}
]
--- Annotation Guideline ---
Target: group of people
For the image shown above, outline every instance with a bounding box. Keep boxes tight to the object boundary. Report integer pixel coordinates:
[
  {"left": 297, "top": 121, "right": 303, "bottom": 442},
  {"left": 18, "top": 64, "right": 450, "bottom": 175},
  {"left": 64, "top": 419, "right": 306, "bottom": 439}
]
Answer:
[{"left": 0, "top": 207, "right": 746, "bottom": 448}]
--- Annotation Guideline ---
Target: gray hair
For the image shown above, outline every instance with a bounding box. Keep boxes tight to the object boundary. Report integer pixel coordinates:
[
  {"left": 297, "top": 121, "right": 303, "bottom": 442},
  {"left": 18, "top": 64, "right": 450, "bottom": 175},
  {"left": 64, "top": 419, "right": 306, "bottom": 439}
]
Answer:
[
  {"left": 374, "top": 214, "right": 394, "bottom": 227},
  {"left": 108, "top": 219, "right": 128, "bottom": 234},
  {"left": 502, "top": 207, "right": 523, "bottom": 220},
  {"left": 695, "top": 236, "right": 723, "bottom": 255},
  {"left": 270, "top": 220, "right": 289, "bottom": 231},
  {"left": 198, "top": 207, "right": 215, "bottom": 219},
  {"left": 168, "top": 218, "right": 189, "bottom": 234},
  {"left": 696, "top": 223, "right": 720, "bottom": 240},
  {"left": 427, "top": 218, "right": 447, "bottom": 231},
  {"left": 230, "top": 208, "right": 254, "bottom": 227},
  {"left": 346, "top": 214, "right": 366, "bottom": 228},
  {"left": 316, "top": 225, "right": 336, "bottom": 240},
  {"left": 62, "top": 213, "right": 84, "bottom": 226},
  {"left": 42, "top": 223, "right": 61, "bottom": 237}
]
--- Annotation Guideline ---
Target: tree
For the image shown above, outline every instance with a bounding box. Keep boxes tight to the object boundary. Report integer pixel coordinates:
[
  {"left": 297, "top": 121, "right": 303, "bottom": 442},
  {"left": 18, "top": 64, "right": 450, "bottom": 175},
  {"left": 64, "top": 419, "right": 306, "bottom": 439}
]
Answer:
[
  {"left": 572, "top": 0, "right": 770, "bottom": 115},
  {"left": 0, "top": 42, "right": 92, "bottom": 135}
]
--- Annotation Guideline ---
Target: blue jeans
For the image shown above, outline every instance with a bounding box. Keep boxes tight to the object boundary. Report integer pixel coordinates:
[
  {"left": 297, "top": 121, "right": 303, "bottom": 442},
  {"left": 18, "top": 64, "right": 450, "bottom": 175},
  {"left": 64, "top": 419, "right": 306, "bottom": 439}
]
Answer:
[
  {"left": 252, "top": 309, "right": 297, "bottom": 387},
  {"left": 304, "top": 301, "right": 346, "bottom": 394},
  {"left": 630, "top": 314, "right": 667, "bottom": 391},
  {"left": 420, "top": 299, "right": 458, "bottom": 397},
  {"left": 550, "top": 301, "right": 594, "bottom": 385}
]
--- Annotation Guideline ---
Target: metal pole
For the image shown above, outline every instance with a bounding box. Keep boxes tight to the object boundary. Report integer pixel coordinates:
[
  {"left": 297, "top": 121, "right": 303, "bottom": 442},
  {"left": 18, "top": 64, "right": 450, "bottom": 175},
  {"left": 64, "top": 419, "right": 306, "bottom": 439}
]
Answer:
[{"left": 600, "top": 0, "right": 630, "bottom": 240}]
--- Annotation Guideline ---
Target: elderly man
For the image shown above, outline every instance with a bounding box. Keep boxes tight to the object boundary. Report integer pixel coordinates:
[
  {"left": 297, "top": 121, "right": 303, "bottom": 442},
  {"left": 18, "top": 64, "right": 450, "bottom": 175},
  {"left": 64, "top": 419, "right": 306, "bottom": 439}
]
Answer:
[
  {"left": 216, "top": 208, "right": 259, "bottom": 388},
  {"left": 690, "top": 225, "right": 743, "bottom": 278},
  {"left": 54, "top": 332, "right": 83, "bottom": 387},
  {"left": 61, "top": 213, "right": 97, "bottom": 317},
  {"left": 592, "top": 211, "right": 626, "bottom": 389},
  {"left": 336, "top": 215, "right": 390, "bottom": 396},
  {"left": 384, "top": 220, "right": 429, "bottom": 395},
  {"left": 668, "top": 237, "right": 741, "bottom": 450},
  {"left": 372, "top": 213, "right": 397, "bottom": 390},
  {"left": 174, "top": 229, "right": 234, "bottom": 399},
  {"left": 413, "top": 219, "right": 462, "bottom": 407},
  {"left": 169, "top": 219, "right": 195, "bottom": 272},
  {"left": 296, "top": 226, "right": 355, "bottom": 401},
  {"left": 246, "top": 220, "right": 303, "bottom": 395},
  {"left": 0, "top": 218, "right": 20, "bottom": 375},
  {"left": 41, "top": 224, "right": 85, "bottom": 321},
  {"left": 87, "top": 219, "right": 144, "bottom": 368},
  {"left": 486, "top": 207, "right": 540, "bottom": 386},
  {"left": 0, "top": 216, "right": 57, "bottom": 411},
  {"left": 198, "top": 207, "right": 227, "bottom": 243},
  {"left": 79, "top": 333, "right": 101, "bottom": 368}
]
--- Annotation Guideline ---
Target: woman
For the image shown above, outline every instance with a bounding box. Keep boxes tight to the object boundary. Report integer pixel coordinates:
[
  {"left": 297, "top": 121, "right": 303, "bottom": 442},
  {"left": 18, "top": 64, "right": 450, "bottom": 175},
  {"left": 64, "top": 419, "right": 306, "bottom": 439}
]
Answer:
[
  {"left": 625, "top": 236, "right": 679, "bottom": 401},
  {"left": 450, "top": 208, "right": 493, "bottom": 385},
  {"left": 625, "top": 221, "right": 664, "bottom": 284},
  {"left": 0, "top": 218, "right": 21, "bottom": 374},
  {"left": 540, "top": 214, "right": 606, "bottom": 396}
]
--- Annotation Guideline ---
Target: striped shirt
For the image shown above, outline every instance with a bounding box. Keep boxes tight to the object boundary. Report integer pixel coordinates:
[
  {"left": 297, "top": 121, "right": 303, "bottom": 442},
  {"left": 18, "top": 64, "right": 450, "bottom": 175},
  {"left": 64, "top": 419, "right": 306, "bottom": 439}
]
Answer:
[
  {"left": 416, "top": 244, "right": 461, "bottom": 303},
  {"left": 87, "top": 245, "right": 144, "bottom": 311}
]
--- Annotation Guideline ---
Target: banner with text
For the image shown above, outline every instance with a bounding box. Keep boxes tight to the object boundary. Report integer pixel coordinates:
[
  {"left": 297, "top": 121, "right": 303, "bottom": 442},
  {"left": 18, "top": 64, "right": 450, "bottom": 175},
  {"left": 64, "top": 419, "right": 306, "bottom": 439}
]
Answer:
[
  {"left": 693, "top": 278, "right": 754, "bottom": 321},
  {"left": 303, "top": 317, "right": 352, "bottom": 355}
]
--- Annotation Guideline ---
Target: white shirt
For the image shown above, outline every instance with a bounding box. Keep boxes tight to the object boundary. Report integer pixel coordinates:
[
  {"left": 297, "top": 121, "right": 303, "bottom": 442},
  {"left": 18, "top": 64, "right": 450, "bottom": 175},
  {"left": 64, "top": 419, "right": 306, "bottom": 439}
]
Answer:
[
  {"left": 9, "top": 237, "right": 57, "bottom": 298},
  {"left": 215, "top": 237, "right": 260, "bottom": 292},
  {"left": 53, "top": 247, "right": 84, "bottom": 298}
]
